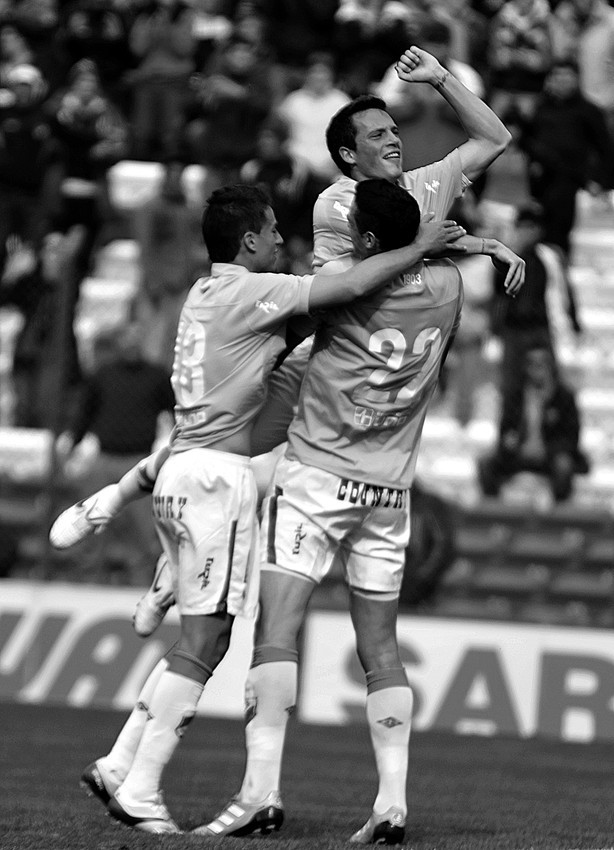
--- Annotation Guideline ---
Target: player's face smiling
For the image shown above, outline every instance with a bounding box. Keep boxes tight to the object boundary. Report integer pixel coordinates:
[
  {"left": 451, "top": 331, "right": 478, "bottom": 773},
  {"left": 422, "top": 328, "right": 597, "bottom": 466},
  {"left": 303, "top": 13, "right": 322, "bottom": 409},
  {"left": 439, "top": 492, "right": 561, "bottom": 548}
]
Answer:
[
  {"left": 252, "top": 206, "right": 283, "bottom": 271},
  {"left": 348, "top": 109, "right": 403, "bottom": 182}
]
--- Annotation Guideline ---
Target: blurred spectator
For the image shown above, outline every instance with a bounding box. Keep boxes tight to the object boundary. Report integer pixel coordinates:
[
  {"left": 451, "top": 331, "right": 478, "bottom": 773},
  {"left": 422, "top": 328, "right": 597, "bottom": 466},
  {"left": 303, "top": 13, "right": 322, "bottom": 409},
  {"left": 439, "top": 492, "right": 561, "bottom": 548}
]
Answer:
[
  {"left": 191, "top": 0, "right": 234, "bottom": 69},
  {"left": 550, "top": 0, "right": 614, "bottom": 140},
  {"left": 444, "top": 248, "right": 493, "bottom": 426},
  {"left": 132, "top": 158, "right": 207, "bottom": 372},
  {"left": 45, "top": 58, "right": 129, "bottom": 269},
  {"left": 126, "top": 0, "right": 196, "bottom": 161},
  {"left": 57, "top": 0, "right": 134, "bottom": 114},
  {"left": 374, "top": 17, "right": 485, "bottom": 171},
  {"left": 257, "top": 0, "right": 338, "bottom": 90},
  {"left": 518, "top": 59, "right": 613, "bottom": 260},
  {"left": 428, "top": 0, "right": 491, "bottom": 78},
  {"left": 477, "top": 342, "right": 589, "bottom": 503},
  {"left": 399, "top": 480, "right": 457, "bottom": 609},
  {"left": 486, "top": 0, "right": 552, "bottom": 120},
  {"left": 185, "top": 32, "right": 276, "bottom": 199},
  {"left": 0, "top": 22, "right": 35, "bottom": 86},
  {"left": 0, "top": 63, "right": 60, "bottom": 276},
  {"left": 476, "top": 107, "right": 533, "bottom": 244},
  {"left": 240, "top": 116, "right": 319, "bottom": 266},
  {"left": 0, "top": 226, "right": 86, "bottom": 429},
  {"left": 58, "top": 322, "right": 174, "bottom": 585},
  {"left": 11, "top": 0, "right": 69, "bottom": 95},
  {"left": 277, "top": 51, "right": 350, "bottom": 189},
  {"left": 490, "top": 202, "right": 582, "bottom": 413}
]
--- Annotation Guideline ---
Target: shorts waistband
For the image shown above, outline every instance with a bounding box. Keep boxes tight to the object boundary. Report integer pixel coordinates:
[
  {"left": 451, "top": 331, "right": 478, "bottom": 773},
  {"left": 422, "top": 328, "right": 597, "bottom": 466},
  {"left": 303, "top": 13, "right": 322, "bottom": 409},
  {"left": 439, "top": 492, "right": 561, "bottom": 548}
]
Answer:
[{"left": 172, "top": 446, "right": 251, "bottom": 467}]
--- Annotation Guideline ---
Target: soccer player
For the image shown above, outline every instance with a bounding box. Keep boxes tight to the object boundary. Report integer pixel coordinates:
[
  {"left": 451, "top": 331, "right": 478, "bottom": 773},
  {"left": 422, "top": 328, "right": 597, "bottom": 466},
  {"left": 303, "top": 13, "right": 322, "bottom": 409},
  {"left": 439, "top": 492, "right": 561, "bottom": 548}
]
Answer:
[
  {"left": 313, "top": 46, "right": 513, "bottom": 270},
  {"left": 75, "top": 184, "right": 466, "bottom": 834},
  {"left": 193, "top": 179, "right": 524, "bottom": 845}
]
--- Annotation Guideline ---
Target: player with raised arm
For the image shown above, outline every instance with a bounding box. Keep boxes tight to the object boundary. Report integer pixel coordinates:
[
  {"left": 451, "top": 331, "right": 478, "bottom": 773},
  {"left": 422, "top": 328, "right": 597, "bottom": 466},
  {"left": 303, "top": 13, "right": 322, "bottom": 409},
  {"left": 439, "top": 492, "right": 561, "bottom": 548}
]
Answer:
[{"left": 75, "top": 184, "right": 466, "bottom": 835}]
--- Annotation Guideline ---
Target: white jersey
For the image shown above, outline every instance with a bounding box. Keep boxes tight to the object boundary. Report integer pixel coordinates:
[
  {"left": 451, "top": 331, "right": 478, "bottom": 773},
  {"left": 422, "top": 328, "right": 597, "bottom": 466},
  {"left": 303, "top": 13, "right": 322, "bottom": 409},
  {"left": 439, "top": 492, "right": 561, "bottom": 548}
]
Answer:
[
  {"left": 286, "top": 257, "right": 463, "bottom": 489},
  {"left": 312, "top": 148, "right": 470, "bottom": 270},
  {"left": 170, "top": 263, "right": 313, "bottom": 452}
]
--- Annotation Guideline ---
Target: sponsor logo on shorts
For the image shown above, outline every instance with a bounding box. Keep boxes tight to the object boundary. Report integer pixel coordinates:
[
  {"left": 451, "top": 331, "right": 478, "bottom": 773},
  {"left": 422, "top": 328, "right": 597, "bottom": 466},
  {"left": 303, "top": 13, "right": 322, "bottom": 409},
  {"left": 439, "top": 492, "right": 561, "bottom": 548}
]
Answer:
[
  {"left": 153, "top": 495, "right": 187, "bottom": 520},
  {"left": 198, "top": 557, "right": 214, "bottom": 589},
  {"left": 292, "top": 524, "right": 306, "bottom": 555},
  {"left": 337, "top": 479, "right": 407, "bottom": 509}
]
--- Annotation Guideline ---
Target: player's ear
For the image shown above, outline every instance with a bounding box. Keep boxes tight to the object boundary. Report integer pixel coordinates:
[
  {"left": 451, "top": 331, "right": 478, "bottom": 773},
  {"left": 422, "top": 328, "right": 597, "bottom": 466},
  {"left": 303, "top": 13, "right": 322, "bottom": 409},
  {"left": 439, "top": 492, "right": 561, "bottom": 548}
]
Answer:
[
  {"left": 363, "top": 230, "right": 378, "bottom": 251},
  {"left": 243, "top": 231, "right": 258, "bottom": 253},
  {"left": 339, "top": 146, "right": 356, "bottom": 167}
]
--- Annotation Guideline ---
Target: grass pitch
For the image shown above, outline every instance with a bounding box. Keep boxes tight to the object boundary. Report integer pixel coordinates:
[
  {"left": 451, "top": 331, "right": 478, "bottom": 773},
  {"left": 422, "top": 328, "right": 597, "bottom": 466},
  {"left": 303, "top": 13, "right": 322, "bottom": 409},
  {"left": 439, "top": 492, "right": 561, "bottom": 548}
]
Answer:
[{"left": 2, "top": 702, "right": 613, "bottom": 850}]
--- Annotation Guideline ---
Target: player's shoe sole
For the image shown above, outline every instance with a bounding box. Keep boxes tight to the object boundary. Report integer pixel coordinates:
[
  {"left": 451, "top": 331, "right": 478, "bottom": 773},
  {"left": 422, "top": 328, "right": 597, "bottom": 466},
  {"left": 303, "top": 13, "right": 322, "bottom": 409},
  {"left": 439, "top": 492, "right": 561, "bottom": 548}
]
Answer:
[
  {"left": 133, "top": 555, "right": 175, "bottom": 637},
  {"left": 192, "top": 791, "right": 284, "bottom": 837},
  {"left": 49, "top": 485, "right": 118, "bottom": 549},
  {"left": 80, "top": 760, "right": 121, "bottom": 807},
  {"left": 349, "top": 807, "right": 406, "bottom": 845},
  {"left": 107, "top": 792, "right": 180, "bottom": 835}
]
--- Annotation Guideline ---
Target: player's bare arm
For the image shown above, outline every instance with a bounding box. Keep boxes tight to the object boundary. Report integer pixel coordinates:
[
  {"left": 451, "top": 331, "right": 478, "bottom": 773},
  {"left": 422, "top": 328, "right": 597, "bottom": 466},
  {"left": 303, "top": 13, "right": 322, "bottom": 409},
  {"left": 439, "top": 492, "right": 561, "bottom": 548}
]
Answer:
[
  {"left": 448, "top": 234, "right": 526, "bottom": 296},
  {"left": 395, "top": 46, "right": 511, "bottom": 182},
  {"left": 308, "top": 218, "right": 466, "bottom": 310}
]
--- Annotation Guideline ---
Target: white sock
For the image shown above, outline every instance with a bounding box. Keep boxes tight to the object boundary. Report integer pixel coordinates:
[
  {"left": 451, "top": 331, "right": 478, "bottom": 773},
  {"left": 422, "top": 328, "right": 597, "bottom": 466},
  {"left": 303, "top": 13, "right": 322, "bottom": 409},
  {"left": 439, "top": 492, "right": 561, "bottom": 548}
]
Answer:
[
  {"left": 118, "top": 670, "right": 203, "bottom": 804},
  {"left": 239, "top": 661, "right": 297, "bottom": 802},
  {"left": 366, "top": 683, "right": 413, "bottom": 814},
  {"left": 101, "top": 658, "right": 168, "bottom": 780}
]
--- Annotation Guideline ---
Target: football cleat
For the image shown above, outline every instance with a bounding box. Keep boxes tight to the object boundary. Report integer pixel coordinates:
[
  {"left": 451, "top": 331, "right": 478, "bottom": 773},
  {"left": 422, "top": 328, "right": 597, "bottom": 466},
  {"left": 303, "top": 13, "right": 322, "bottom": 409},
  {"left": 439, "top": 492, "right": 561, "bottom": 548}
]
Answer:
[
  {"left": 133, "top": 554, "right": 175, "bottom": 637},
  {"left": 192, "top": 791, "right": 284, "bottom": 837},
  {"left": 349, "top": 806, "right": 406, "bottom": 845},
  {"left": 107, "top": 789, "right": 180, "bottom": 834},
  {"left": 80, "top": 760, "right": 122, "bottom": 807},
  {"left": 49, "top": 485, "right": 119, "bottom": 549}
]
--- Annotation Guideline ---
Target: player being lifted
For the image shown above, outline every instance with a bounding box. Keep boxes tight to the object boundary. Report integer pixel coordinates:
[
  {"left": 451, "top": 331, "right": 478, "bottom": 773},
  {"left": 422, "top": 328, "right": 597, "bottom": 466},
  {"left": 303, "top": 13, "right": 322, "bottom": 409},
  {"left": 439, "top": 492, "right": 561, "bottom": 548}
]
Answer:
[
  {"left": 50, "top": 45, "right": 525, "bottom": 841},
  {"left": 192, "top": 178, "right": 523, "bottom": 844},
  {"left": 68, "top": 184, "right": 467, "bottom": 834}
]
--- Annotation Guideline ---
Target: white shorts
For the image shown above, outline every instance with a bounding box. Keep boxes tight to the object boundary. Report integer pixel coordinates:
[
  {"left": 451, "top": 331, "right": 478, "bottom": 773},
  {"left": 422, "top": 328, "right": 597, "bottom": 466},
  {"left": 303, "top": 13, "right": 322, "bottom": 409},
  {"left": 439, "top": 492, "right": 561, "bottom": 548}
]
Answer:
[
  {"left": 260, "top": 456, "right": 411, "bottom": 593},
  {"left": 153, "top": 448, "right": 259, "bottom": 618}
]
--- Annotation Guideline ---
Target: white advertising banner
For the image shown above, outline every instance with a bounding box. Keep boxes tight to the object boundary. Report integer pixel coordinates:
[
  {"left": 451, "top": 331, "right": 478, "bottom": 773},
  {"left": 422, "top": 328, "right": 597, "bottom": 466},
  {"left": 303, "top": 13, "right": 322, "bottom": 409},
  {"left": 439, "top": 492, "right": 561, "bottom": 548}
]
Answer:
[
  {"left": 300, "top": 611, "right": 614, "bottom": 743},
  {"left": 0, "top": 581, "right": 253, "bottom": 717},
  {"left": 3, "top": 582, "right": 614, "bottom": 742}
]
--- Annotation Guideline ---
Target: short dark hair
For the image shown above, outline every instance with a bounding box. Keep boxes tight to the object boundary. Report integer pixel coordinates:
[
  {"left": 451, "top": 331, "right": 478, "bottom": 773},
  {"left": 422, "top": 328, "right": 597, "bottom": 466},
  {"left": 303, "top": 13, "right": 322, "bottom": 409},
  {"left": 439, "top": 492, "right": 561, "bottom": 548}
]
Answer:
[
  {"left": 201, "top": 184, "right": 271, "bottom": 262},
  {"left": 354, "top": 179, "right": 421, "bottom": 252},
  {"left": 326, "top": 95, "right": 389, "bottom": 177}
]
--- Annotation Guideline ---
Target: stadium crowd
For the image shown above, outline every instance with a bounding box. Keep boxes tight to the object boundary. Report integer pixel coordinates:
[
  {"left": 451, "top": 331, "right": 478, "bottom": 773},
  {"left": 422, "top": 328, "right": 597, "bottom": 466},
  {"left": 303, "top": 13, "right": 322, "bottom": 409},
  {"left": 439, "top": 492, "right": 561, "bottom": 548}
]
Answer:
[{"left": 1, "top": 0, "right": 614, "bottom": 586}]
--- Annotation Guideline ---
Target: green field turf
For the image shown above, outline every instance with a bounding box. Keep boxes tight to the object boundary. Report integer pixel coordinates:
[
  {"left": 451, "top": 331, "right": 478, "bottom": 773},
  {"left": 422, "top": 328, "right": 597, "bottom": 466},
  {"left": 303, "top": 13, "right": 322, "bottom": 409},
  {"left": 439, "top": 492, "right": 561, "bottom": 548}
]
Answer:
[{"left": 2, "top": 702, "right": 613, "bottom": 850}]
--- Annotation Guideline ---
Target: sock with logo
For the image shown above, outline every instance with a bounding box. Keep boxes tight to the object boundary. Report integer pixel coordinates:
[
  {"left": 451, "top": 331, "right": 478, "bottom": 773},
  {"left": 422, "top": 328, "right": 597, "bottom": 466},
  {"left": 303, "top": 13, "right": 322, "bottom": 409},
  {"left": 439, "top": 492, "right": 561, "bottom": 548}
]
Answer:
[
  {"left": 100, "top": 657, "right": 168, "bottom": 781},
  {"left": 238, "top": 654, "right": 298, "bottom": 802},
  {"left": 365, "top": 667, "right": 413, "bottom": 815},
  {"left": 117, "top": 658, "right": 210, "bottom": 804}
]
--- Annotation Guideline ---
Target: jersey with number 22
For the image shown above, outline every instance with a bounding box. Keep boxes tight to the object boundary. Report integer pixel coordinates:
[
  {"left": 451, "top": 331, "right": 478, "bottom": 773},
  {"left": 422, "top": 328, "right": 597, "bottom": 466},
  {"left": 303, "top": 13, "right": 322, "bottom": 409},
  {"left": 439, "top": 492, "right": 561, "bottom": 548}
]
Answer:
[{"left": 286, "top": 257, "right": 463, "bottom": 489}]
